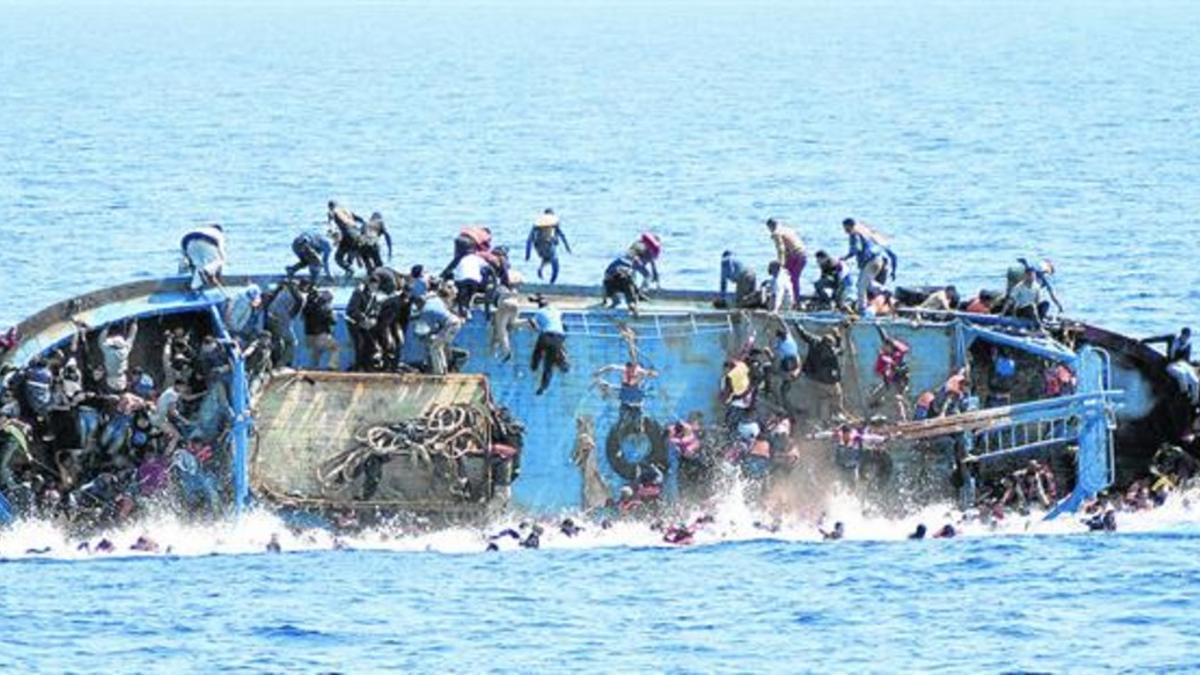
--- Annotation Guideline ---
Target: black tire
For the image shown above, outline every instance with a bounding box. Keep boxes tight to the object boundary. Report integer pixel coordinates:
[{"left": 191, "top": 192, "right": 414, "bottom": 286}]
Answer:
[{"left": 605, "top": 415, "right": 669, "bottom": 482}]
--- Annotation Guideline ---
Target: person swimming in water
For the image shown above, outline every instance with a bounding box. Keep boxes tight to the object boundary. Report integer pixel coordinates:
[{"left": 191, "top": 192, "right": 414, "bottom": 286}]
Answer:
[
  {"left": 908, "top": 524, "right": 927, "bottom": 540},
  {"left": 820, "top": 522, "right": 845, "bottom": 540}
]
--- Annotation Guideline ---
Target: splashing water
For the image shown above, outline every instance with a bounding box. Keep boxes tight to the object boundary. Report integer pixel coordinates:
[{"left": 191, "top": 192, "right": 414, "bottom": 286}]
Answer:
[{"left": 5, "top": 479, "right": 1199, "bottom": 561}]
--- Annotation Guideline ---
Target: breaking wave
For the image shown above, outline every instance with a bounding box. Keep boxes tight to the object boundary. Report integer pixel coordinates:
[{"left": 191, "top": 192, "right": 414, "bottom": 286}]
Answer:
[{"left": 4, "top": 479, "right": 1200, "bottom": 561}]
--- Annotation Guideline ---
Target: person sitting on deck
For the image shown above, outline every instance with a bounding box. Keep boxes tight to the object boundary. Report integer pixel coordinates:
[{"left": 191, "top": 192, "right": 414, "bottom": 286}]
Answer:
[
  {"left": 180, "top": 224, "right": 227, "bottom": 291},
  {"left": 765, "top": 218, "right": 806, "bottom": 309},
  {"left": 716, "top": 251, "right": 759, "bottom": 309},
  {"left": 286, "top": 231, "right": 332, "bottom": 281},
  {"left": 602, "top": 255, "right": 649, "bottom": 315},
  {"left": 327, "top": 201, "right": 367, "bottom": 277},
  {"left": 963, "top": 289, "right": 1001, "bottom": 314},
  {"left": 813, "top": 250, "right": 854, "bottom": 312},
  {"left": 359, "top": 212, "right": 393, "bottom": 274},
  {"left": 863, "top": 288, "right": 897, "bottom": 318},
  {"left": 763, "top": 261, "right": 795, "bottom": 314},
  {"left": 528, "top": 294, "right": 569, "bottom": 395},
  {"left": 1006, "top": 257, "right": 1063, "bottom": 319},
  {"left": 525, "top": 209, "right": 572, "bottom": 284}
]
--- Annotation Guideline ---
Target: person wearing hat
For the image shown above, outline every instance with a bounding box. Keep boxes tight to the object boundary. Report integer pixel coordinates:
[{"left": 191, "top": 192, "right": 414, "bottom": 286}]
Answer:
[
  {"left": 303, "top": 289, "right": 340, "bottom": 370},
  {"left": 359, "top": 212, "right": 394, "bottom": 274},
  {"left": 525, "top": 208, "right": 572, "bottom": 285},
  {"left": 528, "top": 294, "right": 569, "bottom": 395},
  {"left": 180, "top": 224, "right": 227, "bottom": 291},
  {"left": 327, "top": 201, "right": 368, "bottom": 277},
  {"left": 286, "top": 231, "right": 332, "bottom": 281}
]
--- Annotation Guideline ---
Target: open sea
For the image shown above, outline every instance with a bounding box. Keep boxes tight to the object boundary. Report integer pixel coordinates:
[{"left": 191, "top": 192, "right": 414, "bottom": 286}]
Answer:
[{"left": 2, "top": 1, "right": 1199, "bottom": 671}]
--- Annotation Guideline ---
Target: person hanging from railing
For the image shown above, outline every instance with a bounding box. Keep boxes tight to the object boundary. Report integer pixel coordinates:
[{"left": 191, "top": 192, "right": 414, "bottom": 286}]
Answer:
[
  {"left": 525, "top": 208, "right": 572, "bottom": 284},
  {"left": 528, "top": 294, "right": 569, "bottom": 395},
  {"left": 931, "top": 367, "right": 971, "bottom": 417},
  {"left": 765, "top": 218, "right": 806, "bottom": 309},
  {"left": 795, "top": 324, "right": 846, "bottom": 423},
  {"left": 772, "top": 322, "right": 802, "bottom": 407},
  {"left": 223, "top": 285, "right": 263, "bottom": 344},
  {"left": 594, "top": 361, "right": 658, "bottom": 430},
  {"left": 264, "top": 278, "right": 308, "bottom": 369},
  {"left": 302, "top": 289, "right": 340, "bottom": 370},
  {"left": 869, "top": 324, "right": 911, "bottom": 420},
  {"left": 840, "top": 218, "right": 897, "bottom": 313}
]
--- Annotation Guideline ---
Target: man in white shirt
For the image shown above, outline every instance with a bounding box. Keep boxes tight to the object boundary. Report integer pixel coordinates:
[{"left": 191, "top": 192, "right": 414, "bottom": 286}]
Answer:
[{"left": 764, "top": 261, "right": 795, "bottom": 314}]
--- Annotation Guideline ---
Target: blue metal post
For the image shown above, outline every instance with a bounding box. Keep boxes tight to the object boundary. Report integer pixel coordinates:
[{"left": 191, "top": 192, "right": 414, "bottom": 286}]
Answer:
[{"left": 208, "top": 305, "right": 252, "bottom": 516}]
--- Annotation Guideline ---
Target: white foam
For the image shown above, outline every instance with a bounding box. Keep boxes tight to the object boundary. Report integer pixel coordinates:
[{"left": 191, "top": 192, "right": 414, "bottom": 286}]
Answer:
[{"left": 3, "top": 481, "right": 1198, "bottom": 560}]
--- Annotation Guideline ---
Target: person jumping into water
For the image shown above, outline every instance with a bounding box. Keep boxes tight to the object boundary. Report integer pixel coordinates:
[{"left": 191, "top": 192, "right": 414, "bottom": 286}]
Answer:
[{"left": 525, "top": 208, "right": 572, "bottom": 284}]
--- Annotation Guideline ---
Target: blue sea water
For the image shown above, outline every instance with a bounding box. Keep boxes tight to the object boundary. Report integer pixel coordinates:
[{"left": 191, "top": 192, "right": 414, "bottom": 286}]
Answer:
[{"left": 3, "top": 0, "right": 1200, "bottom": 671}]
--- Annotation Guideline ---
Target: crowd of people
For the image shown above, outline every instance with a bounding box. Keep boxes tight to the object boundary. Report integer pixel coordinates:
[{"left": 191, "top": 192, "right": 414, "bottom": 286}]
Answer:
[{"left": 1, "top": 317, "right": 237, "bottom": 527}]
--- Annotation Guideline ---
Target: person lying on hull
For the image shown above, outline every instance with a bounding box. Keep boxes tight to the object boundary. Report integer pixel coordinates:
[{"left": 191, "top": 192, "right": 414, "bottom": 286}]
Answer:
[{"left": 714, "top": 250, "right": 759, "bottom": 309}]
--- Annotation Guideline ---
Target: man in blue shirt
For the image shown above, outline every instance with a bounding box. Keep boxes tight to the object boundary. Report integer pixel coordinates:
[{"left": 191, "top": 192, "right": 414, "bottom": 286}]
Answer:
[
  {"left": 286, "top": 231, "right": 333, "bottom": 281},
  {"left": 718, "top": 251, "right": 758, "bottom": 308},
  {"left": 773, "top": 325, "right": 802, "bottom": 404},
  {"left": 418, "top": 289, "right": 463, "bottom": 375},
  {"left": 528, "top": 294, "right": 569, "bottom": 395}
]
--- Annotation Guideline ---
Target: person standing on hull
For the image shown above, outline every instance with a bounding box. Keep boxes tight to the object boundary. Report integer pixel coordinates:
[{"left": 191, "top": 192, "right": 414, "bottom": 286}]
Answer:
[
  {"left": 359, "top": 212, "right": 394, "bottom": 274},
  {"left": 180, "top": 224, "right": 227, "bottom": 291},
  {"left": 286, "top": 231, "right": 332, "bottom": 281},
  {"left": 528, "top": 294, "right": 569, "bottom": 395},
  {"left": 442, "top": 226, "right": 493, "bottom": 279},
  {"left": 525, "top": 208, "right": 572, "bottom": 284},
  {"left": 840, "top": 218, "right": 897, "bottom": 313},
  {"left": 766, "top": 218, "right": 806, "bottom": 309},
  {"left": 764, "top": 261, "right": 795, "bottom": 314},
  {"left": 717, "top": 251, "right": 758, "bottom": 309},
  {"left": 303, "top": 289, "right": 340, "bottom": 370},
  {"left": 345, "top": 275, "right": 382, "bottom": 371},
  {"left": 265, "top": 278, "right": 308, "bottom": 369},
  {"left": 327, "top": 201, "right": 367, "bottom": 278},
  {"left": 417, "top": 286, "right": 463, "bottom": 375}
]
